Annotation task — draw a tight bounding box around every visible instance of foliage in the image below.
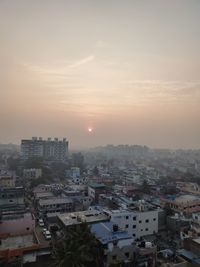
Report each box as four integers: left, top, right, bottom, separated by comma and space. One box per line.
109, 263, 123, 267
164, 205, 174, 216
23, 157, 44, 169
7, 157, 21, 171
141, 179, 151, 194
50, 162, 67, 179
30, 175, 54, 188
161, 185, 179, 195
52, 223, 104, 267
93, 166, 99, 176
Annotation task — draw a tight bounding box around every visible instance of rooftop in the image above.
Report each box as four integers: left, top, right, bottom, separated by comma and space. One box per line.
58, 210, 109, 226
39, 197, 72, 206
35, 192, 54, 199
89, 183, 105, 189
90, 221, 133, 245
0, 234, 36, 250
175, 194, 200, 203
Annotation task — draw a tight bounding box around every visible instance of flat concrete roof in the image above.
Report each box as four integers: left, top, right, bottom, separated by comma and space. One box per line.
35, 192, 54, 199
0, 234, 35, 250
175, 195, 200, 203
89, 183, 105, 189
58, 210, 109, 226
39, 197, 72, 206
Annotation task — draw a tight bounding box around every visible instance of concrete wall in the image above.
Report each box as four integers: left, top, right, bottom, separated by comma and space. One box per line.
136, 210, 158, 238
109, 209, 158, 239
110, 210, 137, 238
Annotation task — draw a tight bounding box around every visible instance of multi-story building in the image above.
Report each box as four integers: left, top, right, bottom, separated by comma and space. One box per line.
57, 210, 109, 228
21, 137, 44, 159
90, 221, 134, 266
0, 175, 15, 187
57, 209, 156, 267
161, 194, 200, 215
38, 197, 73, 215
0, 187, 25, 211
23, 168, 42, 179
88, 183, 106, 203
0, 170, 15, 187
21, 137, 68, 161
103, 207, 159, 239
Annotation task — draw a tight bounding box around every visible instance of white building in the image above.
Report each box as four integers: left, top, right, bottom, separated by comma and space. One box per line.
136, 210, 158, 238
66, 167, 87, 184
70, 167, 80, 179
103, 208, 159, 239
21, 137, 68, 161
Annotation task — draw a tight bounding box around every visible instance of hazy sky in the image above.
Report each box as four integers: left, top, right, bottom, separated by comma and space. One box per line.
0, 0, 200, 149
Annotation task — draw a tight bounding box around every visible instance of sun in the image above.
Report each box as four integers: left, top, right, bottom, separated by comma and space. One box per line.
88, 127, 93, 133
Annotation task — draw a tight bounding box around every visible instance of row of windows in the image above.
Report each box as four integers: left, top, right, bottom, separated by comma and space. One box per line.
139, 218, 156, 223
125, 218, 156, 228
125, 215, 136, 220
125, 216, 156, 223
41, 204, 72, 208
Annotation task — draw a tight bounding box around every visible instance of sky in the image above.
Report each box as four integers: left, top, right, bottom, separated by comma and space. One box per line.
0, 0, 200, 149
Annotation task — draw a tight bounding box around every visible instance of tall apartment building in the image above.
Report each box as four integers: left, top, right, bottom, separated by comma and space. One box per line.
21, 137, 68, 161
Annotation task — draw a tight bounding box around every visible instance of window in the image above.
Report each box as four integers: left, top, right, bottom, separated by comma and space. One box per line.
153, 218, 156, 221
145, 219, 149, 223
132, 225, 136, 229
133, 216, 136, 220
26, 227, 30, 231
141, 229, 143, 231
125, 224, 129, 228
132, 234, 136, 237
125, 252, 129, 258
126, 216, 129, 219
112, 255, 117, 260
145, 228, 149, 231
139, 220, 142, 223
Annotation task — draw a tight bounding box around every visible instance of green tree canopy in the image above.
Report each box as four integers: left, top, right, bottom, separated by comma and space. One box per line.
52, 223, 104, 267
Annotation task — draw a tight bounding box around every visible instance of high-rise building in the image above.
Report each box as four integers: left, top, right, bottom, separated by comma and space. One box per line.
21, 137, 68, 161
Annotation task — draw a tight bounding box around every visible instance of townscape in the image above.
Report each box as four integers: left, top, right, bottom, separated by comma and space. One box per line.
0, 138, 200, 266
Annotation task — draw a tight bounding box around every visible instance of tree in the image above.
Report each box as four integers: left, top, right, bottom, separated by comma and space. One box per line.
93, 166, 99, 176
7, 157, 21, 171
109, 263, 123, 267
164, 205, 174, 216
141, 179, 150, 194
52, 223, 104, 267
23, 157, 43, 169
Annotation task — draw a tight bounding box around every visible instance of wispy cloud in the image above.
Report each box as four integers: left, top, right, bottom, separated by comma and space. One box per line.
70, 55, 95, 68
24, 57, 200, 118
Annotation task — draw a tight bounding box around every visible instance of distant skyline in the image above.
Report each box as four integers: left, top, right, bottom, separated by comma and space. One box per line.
0, 0, 200, 149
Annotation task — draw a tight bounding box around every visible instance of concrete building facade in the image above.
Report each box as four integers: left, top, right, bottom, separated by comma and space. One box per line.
21, 137, 68, 162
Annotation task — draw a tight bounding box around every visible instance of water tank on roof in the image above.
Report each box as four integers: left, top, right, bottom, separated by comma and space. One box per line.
145, 242, 152, 248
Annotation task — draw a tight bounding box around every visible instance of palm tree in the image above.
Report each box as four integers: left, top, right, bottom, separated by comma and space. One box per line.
52, 223, 104, 267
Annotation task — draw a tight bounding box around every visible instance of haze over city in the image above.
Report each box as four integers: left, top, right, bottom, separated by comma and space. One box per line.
0, 0, 200, 149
